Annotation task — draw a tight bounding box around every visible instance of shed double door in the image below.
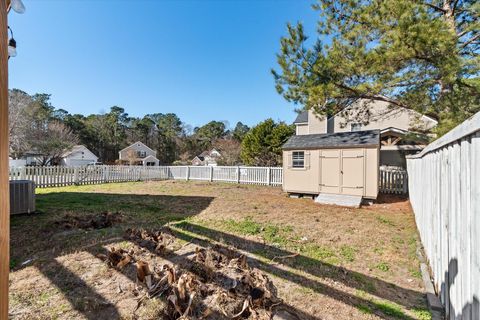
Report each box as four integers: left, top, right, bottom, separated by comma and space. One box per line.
319, 149, 365, 196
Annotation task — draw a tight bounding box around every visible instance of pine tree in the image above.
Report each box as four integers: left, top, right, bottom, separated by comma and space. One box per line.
273, 0, 480, 136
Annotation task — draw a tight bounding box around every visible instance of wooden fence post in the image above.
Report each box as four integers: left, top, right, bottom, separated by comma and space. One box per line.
186, 166, 190, 181
20, 166, 26, 180
0, 0, 10, 316
210, 166, 213, 182
236, 166, 240, 184
267, 167, 271, 186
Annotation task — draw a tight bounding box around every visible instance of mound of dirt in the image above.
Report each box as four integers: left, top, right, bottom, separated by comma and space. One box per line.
54, 211, 122, 230
99, 228, 285, 319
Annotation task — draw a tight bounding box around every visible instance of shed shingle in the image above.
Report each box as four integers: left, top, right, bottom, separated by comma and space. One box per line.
282, 130, 380, 150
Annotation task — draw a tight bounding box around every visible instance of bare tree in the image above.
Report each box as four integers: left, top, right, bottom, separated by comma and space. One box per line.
8, 89, 33, 158
213, 139, 242, 166
28, 121, 79, 166
125, 149, 138, 165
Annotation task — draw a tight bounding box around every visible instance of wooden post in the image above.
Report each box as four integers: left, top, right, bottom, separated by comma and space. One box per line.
236, 166, 240, 184
185, 166, 190, 181
209, 166, 213, 182
267, 167, 271, 186
0, 0, 10, 317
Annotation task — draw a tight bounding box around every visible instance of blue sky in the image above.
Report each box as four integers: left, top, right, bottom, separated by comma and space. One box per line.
8, 0, 319, 128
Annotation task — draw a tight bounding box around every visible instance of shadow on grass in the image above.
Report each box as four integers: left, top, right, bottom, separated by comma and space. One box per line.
35, 259, 120, 320
10, 191, 425, 319
10, 192, 214, 319
171, 221, 426, 319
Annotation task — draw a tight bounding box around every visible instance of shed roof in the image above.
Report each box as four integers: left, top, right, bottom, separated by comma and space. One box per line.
283, 130, 380, 150
293, 111, 308, 124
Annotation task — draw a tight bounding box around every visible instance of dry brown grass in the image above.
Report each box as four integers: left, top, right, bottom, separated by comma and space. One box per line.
9, 181, 430, 319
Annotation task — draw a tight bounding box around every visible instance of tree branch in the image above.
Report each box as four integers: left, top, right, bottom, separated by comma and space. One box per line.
461, 33, 480, 48
423, 2, 446, 13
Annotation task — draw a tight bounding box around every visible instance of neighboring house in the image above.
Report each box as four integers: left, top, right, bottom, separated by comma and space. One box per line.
118, 141, 159, 166
60, 145, 99, 167
23, 150, 45, 166
282, 99, 437, 199
293, 99, 437, 168
8, 157, 26, 168
191, 149, 221, 166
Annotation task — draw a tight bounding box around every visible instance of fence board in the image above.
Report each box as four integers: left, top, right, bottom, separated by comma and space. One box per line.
379, 166, 408, 194
407, 112, 480, 319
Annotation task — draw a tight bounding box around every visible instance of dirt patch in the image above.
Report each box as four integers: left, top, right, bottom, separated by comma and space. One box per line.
54, 211, 122, 230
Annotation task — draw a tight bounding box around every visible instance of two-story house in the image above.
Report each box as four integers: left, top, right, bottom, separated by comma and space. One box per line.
293, 100, 437, 167
282, 99, 437, 200
191, 148, 221, 166
118, 141, 159, 166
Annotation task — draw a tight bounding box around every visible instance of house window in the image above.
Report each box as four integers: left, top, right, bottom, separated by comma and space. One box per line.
351, 123, 362, 132
137, 151, 146, 158
292, 151, 305, 168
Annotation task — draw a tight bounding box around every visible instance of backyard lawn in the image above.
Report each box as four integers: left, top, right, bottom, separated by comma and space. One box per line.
9, 181, 430, 320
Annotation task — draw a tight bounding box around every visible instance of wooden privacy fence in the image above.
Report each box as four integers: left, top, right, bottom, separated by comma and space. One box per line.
379, 166, 408, 194
8, 165, 283, 188
406, 112, 480, 319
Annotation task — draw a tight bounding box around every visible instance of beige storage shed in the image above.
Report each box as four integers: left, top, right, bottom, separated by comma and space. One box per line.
282, 130, 380, 199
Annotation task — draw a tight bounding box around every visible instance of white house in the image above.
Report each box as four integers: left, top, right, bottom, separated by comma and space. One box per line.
118, 141, 159, 166
61, 145, 99, 167
191, 148, 221, 166
8, 157, 26, 168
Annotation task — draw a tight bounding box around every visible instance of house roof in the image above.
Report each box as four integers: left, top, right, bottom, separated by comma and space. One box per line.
283, 130, 380, 150
142, 155, 159, 161
293, 111, 308, 124
119, 141, 156, 154
62, 145, 92, 158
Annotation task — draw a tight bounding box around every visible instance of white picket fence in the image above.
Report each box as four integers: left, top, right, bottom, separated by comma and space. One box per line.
379, 166, 408, 194
8, 165, 283, 188
407, 111, 480, 319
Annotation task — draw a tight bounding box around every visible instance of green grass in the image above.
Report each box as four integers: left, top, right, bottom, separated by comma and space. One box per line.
10, 259, 17, 269
299, 243, 338, 265
223, 217, 262, 235
376, 215, 395, 227
411, 308, 432, 320
409, 267, 422, 279
340, 245, 356, 262
374, 300, 406, 318
355, 289, 410, 319
356, 304, 373, 314
376, 262, 391, 272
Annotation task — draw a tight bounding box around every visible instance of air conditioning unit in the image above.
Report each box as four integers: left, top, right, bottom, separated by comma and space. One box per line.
10, 180, 36, 215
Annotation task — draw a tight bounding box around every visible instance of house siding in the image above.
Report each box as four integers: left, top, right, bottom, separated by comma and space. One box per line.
332, 100, 436, 133
282, 146, 379, 199
119, 142, 156, 161
295, 100, 437, 135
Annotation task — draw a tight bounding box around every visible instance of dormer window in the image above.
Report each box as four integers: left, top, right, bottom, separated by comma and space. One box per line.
351, 123, 362, 132
137, 151, 146, 158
